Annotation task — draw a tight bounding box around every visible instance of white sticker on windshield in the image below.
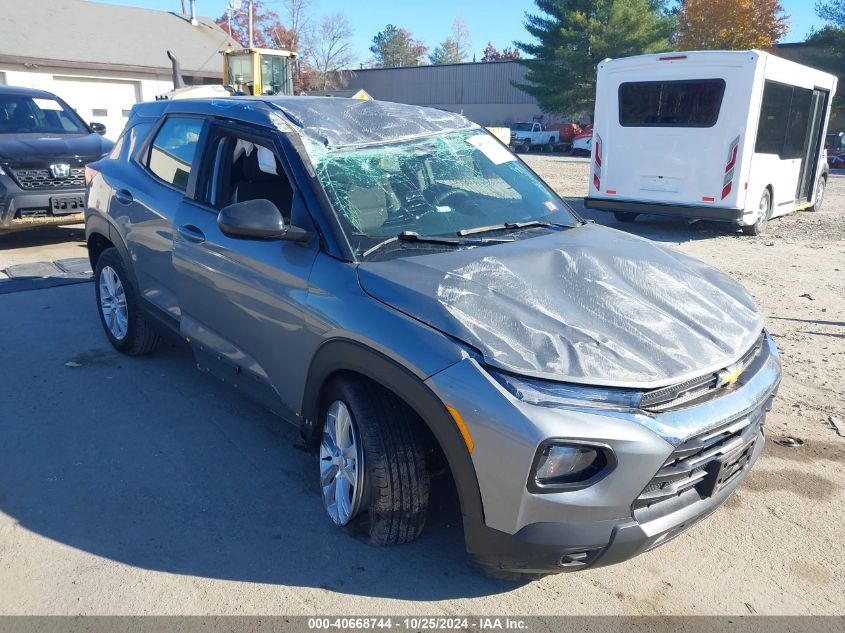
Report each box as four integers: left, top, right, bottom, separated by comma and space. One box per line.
466, 133, 516, 165
33, 98, 64, 111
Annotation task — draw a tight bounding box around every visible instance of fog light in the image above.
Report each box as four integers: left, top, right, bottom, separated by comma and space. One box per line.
530, 442, 613, 492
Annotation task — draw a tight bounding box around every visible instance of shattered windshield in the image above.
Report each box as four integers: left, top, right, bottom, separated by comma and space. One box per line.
304, 129, 578, 258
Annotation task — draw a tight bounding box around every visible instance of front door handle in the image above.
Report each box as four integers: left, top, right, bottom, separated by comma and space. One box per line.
177, 224, 206, 244
114, 188, 134, 204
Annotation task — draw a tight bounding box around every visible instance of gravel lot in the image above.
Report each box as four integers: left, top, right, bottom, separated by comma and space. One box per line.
0, 155, 842, 616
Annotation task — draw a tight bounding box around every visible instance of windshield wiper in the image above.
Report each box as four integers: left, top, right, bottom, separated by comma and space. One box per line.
457, 220, 572, 237
361, 231, 512, 259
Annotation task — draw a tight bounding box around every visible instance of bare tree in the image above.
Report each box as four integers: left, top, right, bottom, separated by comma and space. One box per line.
282, 0, 313, 53
450, 16, 472, 61
306, 12, 355, 89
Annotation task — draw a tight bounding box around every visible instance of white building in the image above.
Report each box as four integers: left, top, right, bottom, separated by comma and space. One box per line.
0, 0, 235, 139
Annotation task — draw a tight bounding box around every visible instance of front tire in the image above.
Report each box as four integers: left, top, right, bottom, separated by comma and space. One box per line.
94, 247, 160, 355
318, 376, 430, 545
810, 175, 826, 212
522, 139, 531, 153
742, 189, 771, 236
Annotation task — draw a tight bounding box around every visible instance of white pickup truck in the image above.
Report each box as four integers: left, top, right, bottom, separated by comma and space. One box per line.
509, 122, 560, 152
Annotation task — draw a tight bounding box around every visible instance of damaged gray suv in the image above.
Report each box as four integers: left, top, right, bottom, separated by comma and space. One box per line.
85, 97, 781, 577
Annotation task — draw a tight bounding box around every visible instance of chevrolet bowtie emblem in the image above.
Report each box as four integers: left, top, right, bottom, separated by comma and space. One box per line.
717, 363, 744, 387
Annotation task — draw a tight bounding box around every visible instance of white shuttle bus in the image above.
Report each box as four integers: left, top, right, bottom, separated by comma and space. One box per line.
584, 50, 837, 235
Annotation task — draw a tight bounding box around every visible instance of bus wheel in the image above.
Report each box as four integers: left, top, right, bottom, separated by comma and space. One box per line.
809, 175, 826, 212
742, 189, 771, 236
614, 212, 638, 223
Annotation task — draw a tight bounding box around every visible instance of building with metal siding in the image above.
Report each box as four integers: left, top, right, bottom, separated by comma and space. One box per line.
334, 60, 555, 126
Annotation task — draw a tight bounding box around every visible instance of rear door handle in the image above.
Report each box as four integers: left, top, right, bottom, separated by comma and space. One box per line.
114, 188, 134, 204
177, 224, 206, 244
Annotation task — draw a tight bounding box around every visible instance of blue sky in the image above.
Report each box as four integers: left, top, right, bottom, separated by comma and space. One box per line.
94, 0, 826, 64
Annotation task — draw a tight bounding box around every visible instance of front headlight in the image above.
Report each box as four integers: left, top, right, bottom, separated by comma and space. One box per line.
488, 368, 643, 412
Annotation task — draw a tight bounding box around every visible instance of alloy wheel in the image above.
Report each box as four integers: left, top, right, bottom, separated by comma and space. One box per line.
99, 266, 128, 340
320, 400, 365, 526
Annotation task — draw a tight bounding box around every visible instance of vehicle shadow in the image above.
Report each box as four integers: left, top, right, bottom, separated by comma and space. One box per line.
0, 289, 521, 600
564, 197, 748, 243
0, 224, 86, 249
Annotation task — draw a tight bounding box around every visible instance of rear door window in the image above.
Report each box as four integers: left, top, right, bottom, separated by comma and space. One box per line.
619, 79, 725, 127
146, 116, 204, 191
755, 80, 815, 159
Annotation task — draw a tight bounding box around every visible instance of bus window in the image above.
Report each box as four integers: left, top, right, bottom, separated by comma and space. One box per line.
755, 81, 815, 159
755, 81, 792, 155
783, 87, 813, 159
618, 79, 725, 127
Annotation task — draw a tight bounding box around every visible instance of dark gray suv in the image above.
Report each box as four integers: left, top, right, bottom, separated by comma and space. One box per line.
0, 86, 111, 230
85, 97, 781, 577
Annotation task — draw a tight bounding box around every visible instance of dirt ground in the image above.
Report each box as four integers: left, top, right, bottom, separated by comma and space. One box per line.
0, 156, 842, 616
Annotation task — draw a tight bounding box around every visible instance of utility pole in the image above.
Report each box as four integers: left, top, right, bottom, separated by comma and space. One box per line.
248, 0, 254, 48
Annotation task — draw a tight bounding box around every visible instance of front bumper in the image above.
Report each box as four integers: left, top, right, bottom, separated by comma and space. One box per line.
463, 427, 764, 574
426, 333, 781, 575
0, 174, 85, 229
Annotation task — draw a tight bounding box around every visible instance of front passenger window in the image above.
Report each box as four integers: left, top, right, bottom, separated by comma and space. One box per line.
205, 135, 294, 223
147, 117, 204, 191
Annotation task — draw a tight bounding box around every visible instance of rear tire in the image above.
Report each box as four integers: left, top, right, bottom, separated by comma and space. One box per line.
546, 139, 555, 153
614, 212, 638, 223
742, 189, 771, 236
810, 175, 826, 212
94, 247, 160, 355
318, 376, 430, 546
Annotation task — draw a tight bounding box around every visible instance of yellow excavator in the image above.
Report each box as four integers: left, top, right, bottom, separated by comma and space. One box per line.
159, 48, 296, 99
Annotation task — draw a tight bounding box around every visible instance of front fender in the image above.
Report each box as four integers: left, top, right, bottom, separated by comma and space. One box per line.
301, 338, 485, 530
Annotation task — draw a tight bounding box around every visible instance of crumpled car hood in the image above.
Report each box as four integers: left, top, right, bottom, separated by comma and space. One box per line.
357, 224, 763, 389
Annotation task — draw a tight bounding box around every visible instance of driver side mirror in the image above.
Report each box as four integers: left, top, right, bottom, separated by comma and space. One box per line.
217, 199, 310, 242
90, 122, 106, 136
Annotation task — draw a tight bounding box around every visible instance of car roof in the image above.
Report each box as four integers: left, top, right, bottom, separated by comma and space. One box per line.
0, 85, 60, 99
135, 96, 477, 149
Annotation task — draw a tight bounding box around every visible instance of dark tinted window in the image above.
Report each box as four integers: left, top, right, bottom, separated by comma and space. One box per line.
0, 94, 88, 134
147, 117, 204, 191
783, 86, 813, 159
619, 80, 725, 127
755, 81, 815, 159
755, 81, 793, 155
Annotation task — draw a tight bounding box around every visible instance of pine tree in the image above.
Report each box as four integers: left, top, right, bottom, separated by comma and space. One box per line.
514, 0, 675, 117
370, 24, 428, 67
430, 38, 464, 65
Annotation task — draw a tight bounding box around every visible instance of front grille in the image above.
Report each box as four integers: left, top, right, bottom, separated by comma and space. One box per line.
639, 333, 768, 413
9, 167, 85, 190
633, 398, 769, 522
